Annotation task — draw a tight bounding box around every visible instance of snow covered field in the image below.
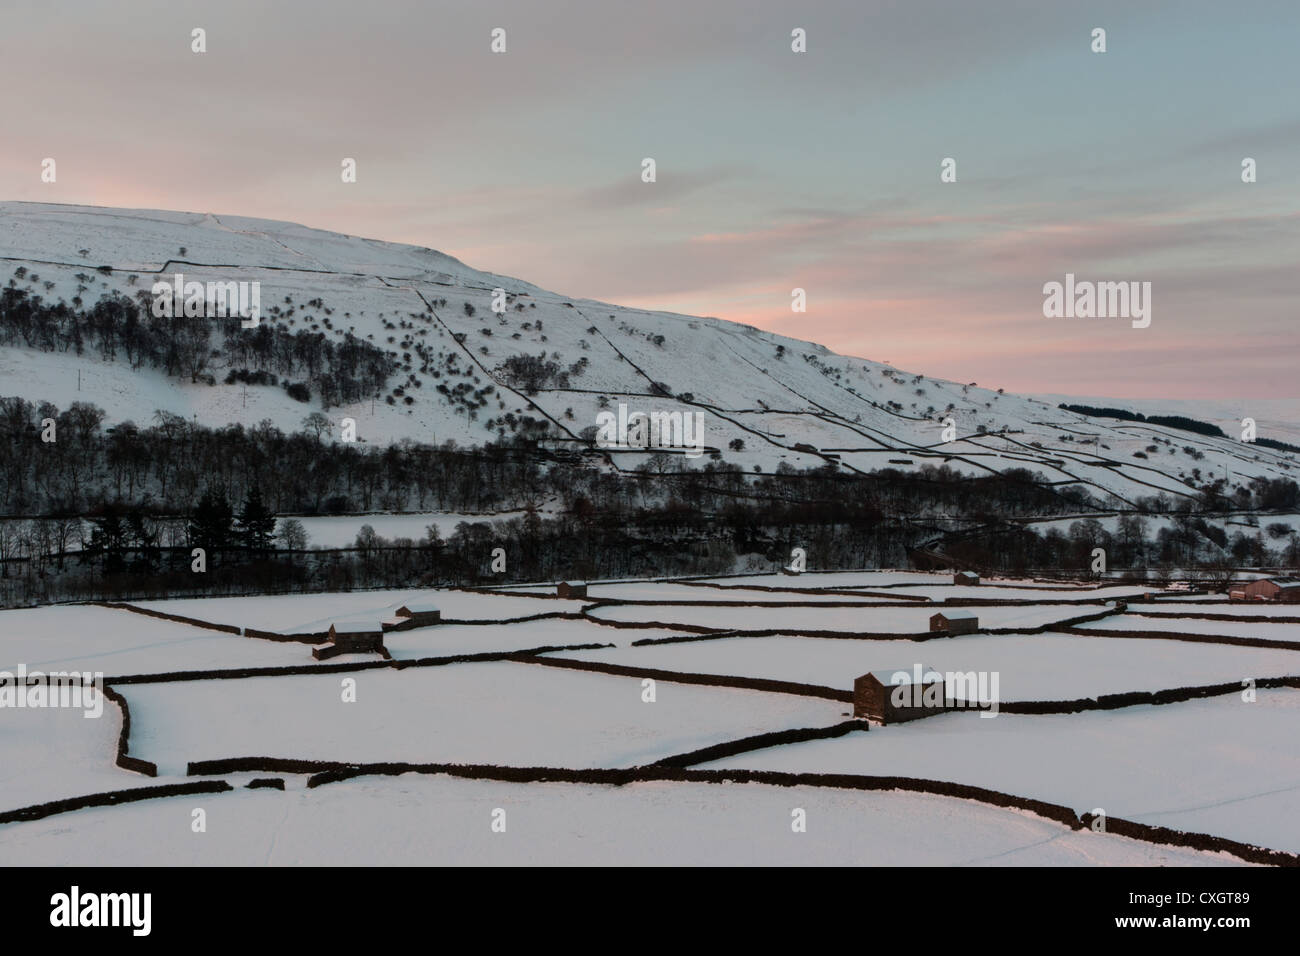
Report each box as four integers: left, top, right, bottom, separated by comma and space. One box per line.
1, 574, 1296, 865
705, 690, 1300, 854
290, 511, 538, 548
694, 571, 1010, 589
0, 702, 162, 813
384, 618, 648, 659
1133, 602, 1300, 617
584, 602, 1109, 633
133, 588, 585, 632
549, 632, 1300, 701
0, 775, 1243, 867
869, 584, 1155, 602
0, 605, 309, 675
578, 582, 911, 603
118, 661, 842, 775
1075, 614, 1300, 644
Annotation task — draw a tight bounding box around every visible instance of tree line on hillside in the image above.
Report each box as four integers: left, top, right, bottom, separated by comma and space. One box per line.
1059, 402, 1300, 454
0, 396, 1139, 519
2, 495, 1296, 607
947, 514, 1299, 583
3, 397, 1298, 526
0, 285, 394, 407
0, 397, 1295, 605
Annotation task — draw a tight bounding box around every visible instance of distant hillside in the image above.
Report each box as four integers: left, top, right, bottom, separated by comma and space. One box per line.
1, 202, 1296, 510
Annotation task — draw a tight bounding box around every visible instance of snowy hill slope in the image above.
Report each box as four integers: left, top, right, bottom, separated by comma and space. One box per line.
1, 201, 1295, 508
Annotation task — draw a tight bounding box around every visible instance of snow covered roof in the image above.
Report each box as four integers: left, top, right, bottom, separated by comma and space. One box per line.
1266, 578, 1300, 587
932, 609, 978, 619
559, 581, 588, 587
864, 665, 943, 686
397, 603, 440, 614
329, 620, 384, 635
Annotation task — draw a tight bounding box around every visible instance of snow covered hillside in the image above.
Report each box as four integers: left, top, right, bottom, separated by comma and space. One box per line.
1, 201, 1294, 509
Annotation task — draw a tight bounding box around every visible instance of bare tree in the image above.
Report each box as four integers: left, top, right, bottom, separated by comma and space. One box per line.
1203, 556, 1237, 594
278, 517, 309, 551
301, 412, 331, 442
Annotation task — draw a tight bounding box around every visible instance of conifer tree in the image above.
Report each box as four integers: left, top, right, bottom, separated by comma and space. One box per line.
236, 486, 276, 552
187, 486, 234, 552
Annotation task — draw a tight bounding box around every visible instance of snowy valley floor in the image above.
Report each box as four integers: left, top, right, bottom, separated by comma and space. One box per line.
1, 570, 1297, 866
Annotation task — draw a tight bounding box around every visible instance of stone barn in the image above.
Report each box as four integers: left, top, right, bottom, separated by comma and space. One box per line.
854, 666, 946, 724
556, 581, 588, 599
953, 571, 980, 586
386, 603, 441, 631
313, 621, 387, 660
1239, 577, 1300, 602
930, 610, 978, 635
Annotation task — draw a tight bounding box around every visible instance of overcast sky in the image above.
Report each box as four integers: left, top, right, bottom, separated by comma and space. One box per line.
4, 0, 1297, 398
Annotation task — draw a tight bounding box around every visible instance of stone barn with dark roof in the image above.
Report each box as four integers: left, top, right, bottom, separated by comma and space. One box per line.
385, 603, 441, 631
854, 666, 947, 724
929, 610, 978, 635
313, 621, 388, 660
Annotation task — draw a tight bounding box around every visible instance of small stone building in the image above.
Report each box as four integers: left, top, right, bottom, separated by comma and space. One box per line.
556, 581, 588, 599
953, 571, 980, 586
385, 603, 441, 631
1238, 577, 1300, 603
854, 666, 946, 724
313, 621, 387, 660
929, 610, 978, 635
